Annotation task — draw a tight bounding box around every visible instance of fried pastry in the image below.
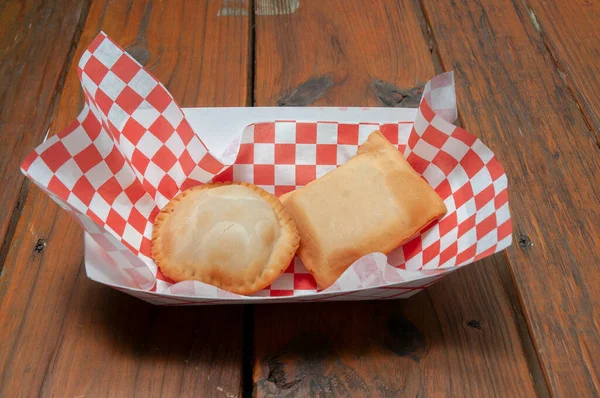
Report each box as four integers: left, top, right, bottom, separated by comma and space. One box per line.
280, 131, 447, 289
152, 182, 299, 295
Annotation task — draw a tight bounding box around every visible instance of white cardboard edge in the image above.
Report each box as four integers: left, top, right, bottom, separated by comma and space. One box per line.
84, 106, 422, 302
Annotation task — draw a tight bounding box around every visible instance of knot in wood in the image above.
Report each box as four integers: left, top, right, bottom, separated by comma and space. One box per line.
518, 234, 533, 249
467, 320, 482, 329
385, 314, 425, 359
277, 75, 333, 106
34, 239, 47, 254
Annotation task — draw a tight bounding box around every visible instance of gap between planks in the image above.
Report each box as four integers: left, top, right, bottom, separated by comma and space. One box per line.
242, 304, 256, 398
243, 1, 257, 396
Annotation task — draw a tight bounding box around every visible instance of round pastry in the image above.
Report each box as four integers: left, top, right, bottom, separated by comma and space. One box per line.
152, 182, 299, 295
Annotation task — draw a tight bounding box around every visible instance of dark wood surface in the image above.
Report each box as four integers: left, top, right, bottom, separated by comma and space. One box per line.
421, 0, 600, 395
0, 1, 250, 397
0, 0, 91, 278
253, 1, 540, 396
525, 0, 600, 139
1, 0, 598, 397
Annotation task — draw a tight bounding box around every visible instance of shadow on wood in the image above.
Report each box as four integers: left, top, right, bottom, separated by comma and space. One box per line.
39, 274, 244, 397
253, 255, 540, 397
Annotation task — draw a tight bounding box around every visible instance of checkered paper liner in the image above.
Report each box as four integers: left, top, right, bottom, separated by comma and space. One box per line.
20, 33, 512, 305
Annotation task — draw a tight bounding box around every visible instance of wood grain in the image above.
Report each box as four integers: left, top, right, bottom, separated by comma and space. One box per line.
523, 0, 600, 140
254, 0, 435, 106
253, 260, 545, 397
253, 1, 541, 396
0, 0, 251, 396
4, 0, 599, 396
420, 0, 600, 395
0, 0, 91, 268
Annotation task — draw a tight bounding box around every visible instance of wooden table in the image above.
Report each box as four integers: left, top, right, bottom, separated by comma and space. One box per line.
1, 1, 599, 396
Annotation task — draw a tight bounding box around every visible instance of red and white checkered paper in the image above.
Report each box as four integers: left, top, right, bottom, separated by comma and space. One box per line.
21, 33, 512, 305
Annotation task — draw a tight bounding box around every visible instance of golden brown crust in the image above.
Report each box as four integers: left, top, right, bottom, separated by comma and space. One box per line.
282, 131, 447, 289
152, 182, 299, 295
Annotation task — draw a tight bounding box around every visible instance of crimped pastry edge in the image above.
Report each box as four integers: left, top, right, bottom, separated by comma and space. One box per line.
152, 181, 300, 295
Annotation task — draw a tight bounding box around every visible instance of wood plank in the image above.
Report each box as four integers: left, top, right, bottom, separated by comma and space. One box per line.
255, 0, 434, 107
0, 0, 251, 396
0, 0, 91, 267
420, 0, 600, 395
523, 0, 600, 140
252, 1, 542, 396
254, 259, 545, 397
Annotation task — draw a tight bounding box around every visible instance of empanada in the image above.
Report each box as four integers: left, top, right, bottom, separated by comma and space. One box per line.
152, 182, 299, 295
281, 131, 447, 289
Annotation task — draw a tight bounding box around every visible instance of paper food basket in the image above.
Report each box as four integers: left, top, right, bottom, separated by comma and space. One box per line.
20, 33, 512, 305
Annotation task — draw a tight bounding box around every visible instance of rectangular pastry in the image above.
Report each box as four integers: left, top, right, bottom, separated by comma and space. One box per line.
280, 130, 447, 289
